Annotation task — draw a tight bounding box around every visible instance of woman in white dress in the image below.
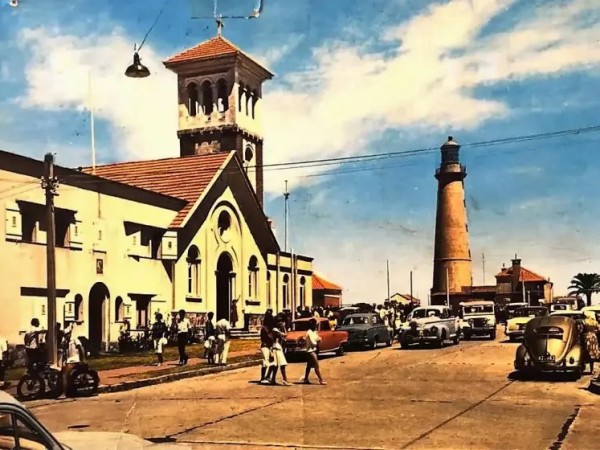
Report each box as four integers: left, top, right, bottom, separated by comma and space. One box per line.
269, 314, 290, 386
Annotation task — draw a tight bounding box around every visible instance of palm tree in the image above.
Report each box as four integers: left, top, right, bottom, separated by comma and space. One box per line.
568, 273, 600, 307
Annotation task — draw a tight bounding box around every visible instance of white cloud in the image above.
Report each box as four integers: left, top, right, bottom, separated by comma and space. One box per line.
15, 0, 600, 192
253, 34, 304, 68
18, 27, 179, 162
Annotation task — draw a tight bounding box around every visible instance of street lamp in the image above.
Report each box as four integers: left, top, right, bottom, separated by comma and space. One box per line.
125, 47, 150, 78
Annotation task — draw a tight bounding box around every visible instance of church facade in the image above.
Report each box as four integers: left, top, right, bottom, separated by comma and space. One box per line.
0, 35, 314, 350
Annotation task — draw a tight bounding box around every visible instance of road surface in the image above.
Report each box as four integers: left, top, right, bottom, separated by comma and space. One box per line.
27, 332, 600, 449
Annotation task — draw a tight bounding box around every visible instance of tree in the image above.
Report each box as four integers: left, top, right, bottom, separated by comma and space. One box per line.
568, 273, 600, 307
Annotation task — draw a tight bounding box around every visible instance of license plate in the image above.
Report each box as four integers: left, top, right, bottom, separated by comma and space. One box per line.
538, 355, 555, 362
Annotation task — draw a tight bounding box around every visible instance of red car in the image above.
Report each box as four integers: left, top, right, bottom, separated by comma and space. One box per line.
283, 318, 348, 357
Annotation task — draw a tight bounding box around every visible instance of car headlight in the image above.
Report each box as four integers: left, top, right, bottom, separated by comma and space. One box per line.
298, 338, 305, 346
482, 318, 489, 323
429, 326, 438, 335
468, 319, 474, 325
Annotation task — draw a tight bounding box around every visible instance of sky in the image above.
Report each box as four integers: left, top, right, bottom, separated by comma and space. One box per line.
1, 0, 600, 304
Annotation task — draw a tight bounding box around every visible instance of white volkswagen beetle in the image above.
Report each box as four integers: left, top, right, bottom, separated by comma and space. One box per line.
0, 391, 190, 449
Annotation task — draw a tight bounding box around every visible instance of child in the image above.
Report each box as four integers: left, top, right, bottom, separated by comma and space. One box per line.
204, 336, 216, 365
155, 331, 167, 366
301, 318, 326, 385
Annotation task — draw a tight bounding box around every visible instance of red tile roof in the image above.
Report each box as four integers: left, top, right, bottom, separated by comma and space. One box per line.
83, 152, 232, 228
495, 266, 549, 283
164, 36, 240, 64
312, 273, 342, 292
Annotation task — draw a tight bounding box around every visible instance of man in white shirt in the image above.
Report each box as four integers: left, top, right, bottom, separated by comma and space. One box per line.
176, 310, 191, 365
215, 317, 231, 365
24, 318, 44, 371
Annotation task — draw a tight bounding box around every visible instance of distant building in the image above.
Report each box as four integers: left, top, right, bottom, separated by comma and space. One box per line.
389, 293, 421, 306
312, 274, 342, 308
494, 256, 553, 305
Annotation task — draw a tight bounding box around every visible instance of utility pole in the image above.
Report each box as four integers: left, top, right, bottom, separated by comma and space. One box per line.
482, 252, 486, 285
446, 266, 450, 307
42, 153, 59, 366
410, 271, 413, 302
386, 260, 390, 303
284, 180, 289, 253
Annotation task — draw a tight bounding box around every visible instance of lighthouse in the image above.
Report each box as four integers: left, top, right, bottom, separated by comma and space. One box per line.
430, 136, 473, 309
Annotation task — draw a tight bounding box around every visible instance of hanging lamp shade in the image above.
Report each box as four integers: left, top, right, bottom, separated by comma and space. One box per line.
125, 52, 150, 78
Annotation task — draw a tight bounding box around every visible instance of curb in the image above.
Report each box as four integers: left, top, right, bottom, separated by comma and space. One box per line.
588, 379, 600, 395
97, 359, 261, 394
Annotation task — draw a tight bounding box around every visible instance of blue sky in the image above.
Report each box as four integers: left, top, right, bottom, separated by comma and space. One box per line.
1, 0, 600, 302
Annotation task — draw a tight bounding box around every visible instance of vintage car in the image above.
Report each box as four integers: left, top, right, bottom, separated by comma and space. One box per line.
0, 391, 190, 449
283, 317, 348, 356
336, 313, 392, 349
506, 302, 528, 319
399, 306, 460, 349
459, 301, 497, 340
549, 303, 574, 313
514, 315, 591, 379
505, 306, 548, 341
550, 310, 599, 334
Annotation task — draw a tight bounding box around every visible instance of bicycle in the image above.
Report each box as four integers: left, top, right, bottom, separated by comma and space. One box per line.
16, 361, 62, 401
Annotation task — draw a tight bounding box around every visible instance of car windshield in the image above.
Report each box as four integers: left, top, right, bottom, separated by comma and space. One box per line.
463, 305, 494, 315
553, 313, 585, 320
342, 316, 369, 326
412, 309, 441, 319
552, 305, 568, 310
292, 321, 312, 331
514, 307, 547, 318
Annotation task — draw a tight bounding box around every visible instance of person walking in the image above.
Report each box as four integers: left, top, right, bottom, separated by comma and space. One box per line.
24, 318, 43, 371
259, 311, 274, 383
230, 300, 239, 329
301, 318, 326, 385
151, 314, 168, 366
215, 317, 231, 365
269, 314, 291, 386
176, 310, 191, 365
203, 312, 216, 360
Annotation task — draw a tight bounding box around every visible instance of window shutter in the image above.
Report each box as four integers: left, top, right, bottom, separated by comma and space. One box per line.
5, 202, 22, 241
161, 230, 178, 260
69, 219, 83, 249
127, 230, 141, 257
64, 302, 75, 320
92, 220, 106, 252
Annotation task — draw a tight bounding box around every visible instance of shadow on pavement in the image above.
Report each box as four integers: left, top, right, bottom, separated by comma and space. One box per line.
507, 370, 586, 383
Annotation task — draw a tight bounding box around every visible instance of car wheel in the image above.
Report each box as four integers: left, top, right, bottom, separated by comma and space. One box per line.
371, 336, 379, 350
385, 336, 392, 347
336, 344, 346, 356
400, 339, 410, 349
452, 333, 460, 345
490, 330, 497, 340
463, 332, 471, 341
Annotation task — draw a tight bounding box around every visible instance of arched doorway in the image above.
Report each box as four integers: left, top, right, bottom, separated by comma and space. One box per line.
216, 253, 234, 321
88, 282, 109, 353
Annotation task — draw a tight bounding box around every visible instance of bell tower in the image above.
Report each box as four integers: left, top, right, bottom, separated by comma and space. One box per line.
430, 136, 473, 308
163, 34, 274, 205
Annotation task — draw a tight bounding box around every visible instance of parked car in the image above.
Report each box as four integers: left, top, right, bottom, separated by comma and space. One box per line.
505, 302, 528, 319
505, 306, 548, 342
459, 301, 497, 340
399, 306, 460, 349
514, 315, 591, 379
336, 313, 392, 349
0, 391, 190, 449
283, 317, 348, 357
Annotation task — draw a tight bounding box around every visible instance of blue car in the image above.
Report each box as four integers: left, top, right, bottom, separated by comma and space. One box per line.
336, 313, 392, 349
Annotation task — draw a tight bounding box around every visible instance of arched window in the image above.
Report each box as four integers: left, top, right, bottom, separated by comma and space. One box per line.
74, 294, 83, 321
187, 82, 198, 117
216, 78, 229, 113
187, 245, 201, 297
201, 81, 213, 116
282, 274, 290, 309
115, 296, 124, 322
238, 83, 245, 112
245, 88, 252, 116
248, 256, 258, 299
299, 277, 306, 308
251, 89, 258, 119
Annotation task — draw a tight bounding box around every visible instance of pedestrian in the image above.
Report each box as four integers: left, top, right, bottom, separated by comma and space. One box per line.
259, 311, 275, 382
203, 312, 216, 360
215, 317, 231, 365
300, 318, 327, 385
24, 318, 43, 372
151, 313, 168, 366
62, 330, 86, 397
176, 309, 191, 365
269, 314, 290, 386
231, 300, 239, 329
154, 331, 168, 367
0, 334, 9, 389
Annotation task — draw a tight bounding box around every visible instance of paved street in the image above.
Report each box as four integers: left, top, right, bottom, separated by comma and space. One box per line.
27, 332, 600, 450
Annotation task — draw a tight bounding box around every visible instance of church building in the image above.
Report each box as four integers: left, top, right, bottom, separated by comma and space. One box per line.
0, 35, 314, 351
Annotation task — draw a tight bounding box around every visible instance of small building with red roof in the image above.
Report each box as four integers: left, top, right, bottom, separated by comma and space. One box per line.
312, 273, 343, 308
0, 32, 315, 347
